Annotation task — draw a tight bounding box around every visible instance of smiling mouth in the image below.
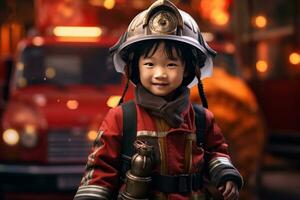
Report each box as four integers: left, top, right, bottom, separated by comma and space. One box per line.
152, 83, 169, 86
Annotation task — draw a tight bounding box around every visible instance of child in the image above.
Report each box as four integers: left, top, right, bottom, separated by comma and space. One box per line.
74, 0, 243, 200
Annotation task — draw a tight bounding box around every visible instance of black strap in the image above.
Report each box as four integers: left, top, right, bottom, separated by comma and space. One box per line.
192, 104, 206, 147
120, 102, 206, 186
121, 100, 137, 176
152, 173, 203, 193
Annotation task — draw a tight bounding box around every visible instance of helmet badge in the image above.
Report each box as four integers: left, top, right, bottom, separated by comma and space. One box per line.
149, 11, 177, 34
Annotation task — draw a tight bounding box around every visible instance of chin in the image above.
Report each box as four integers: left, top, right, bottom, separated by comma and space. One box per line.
151, 90, 172, 97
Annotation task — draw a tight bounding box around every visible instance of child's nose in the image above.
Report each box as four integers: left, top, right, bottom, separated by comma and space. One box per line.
153, 67, 167, 79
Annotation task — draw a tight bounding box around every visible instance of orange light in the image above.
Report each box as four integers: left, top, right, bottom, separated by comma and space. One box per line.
103, 0, 115, 9
66, 100, 79, 110
45, 67, 56, 79
1, 24, 10, 55
224, 42, 235, 53
87, 130, 98, 141
107, 96, 121, 108
199, 0, 231, 26
53, 26, 102, 37
256, 60, 268, 72
202, 32, 214, 42
3, 129, 20, 146
289, 52, 300, 65
56, 37, 99, 43
254, 15, 267, 28
210, 9, 229, 26
32, 36, 45, 46
199, 0, 212, 19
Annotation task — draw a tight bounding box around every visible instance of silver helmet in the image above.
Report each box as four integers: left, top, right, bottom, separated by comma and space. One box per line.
110, 0, 216, 87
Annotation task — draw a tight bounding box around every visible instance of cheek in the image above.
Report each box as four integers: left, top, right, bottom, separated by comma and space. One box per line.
139, 67, 150, 82
173, 68, 185, 82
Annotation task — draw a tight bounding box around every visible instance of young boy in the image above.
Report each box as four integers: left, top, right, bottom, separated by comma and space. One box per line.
74, 1, 243, 200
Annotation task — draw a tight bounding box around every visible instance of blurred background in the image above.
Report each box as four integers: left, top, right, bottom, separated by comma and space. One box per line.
0, 0, 299, 200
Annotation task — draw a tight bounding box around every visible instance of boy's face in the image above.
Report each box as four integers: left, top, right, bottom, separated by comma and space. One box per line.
138, 42, 185, 97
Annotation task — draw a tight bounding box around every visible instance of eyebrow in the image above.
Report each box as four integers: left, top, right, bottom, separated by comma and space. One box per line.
142, 55, 180, 61
168, 57, 179, 61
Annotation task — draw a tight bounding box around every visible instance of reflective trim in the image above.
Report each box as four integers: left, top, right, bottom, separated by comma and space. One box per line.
158, 136, 168, 175
94, 131, 104, 147
208, 157, 233, 174
83, 155, 96, 185
137, 130, 196, 140
184, 135, 193, 172
75, 193, 107, 199
190, 192, 206, 200
137, 130, 168, 138
186, 133, 196, 141
155, 119, 168, 177
75, 185, 111, 200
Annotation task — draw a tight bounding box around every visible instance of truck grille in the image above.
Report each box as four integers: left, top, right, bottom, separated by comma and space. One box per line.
48, 128, 92, 163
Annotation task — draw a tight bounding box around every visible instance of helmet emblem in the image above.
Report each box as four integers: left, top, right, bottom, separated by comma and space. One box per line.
149, 11, 177, 34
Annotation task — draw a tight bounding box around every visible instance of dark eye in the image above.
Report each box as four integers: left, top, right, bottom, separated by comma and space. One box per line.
144, 62, 154, 67
167, 63, 178, 68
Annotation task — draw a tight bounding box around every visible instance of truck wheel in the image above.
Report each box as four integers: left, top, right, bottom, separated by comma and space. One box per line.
191, 68, 266, 200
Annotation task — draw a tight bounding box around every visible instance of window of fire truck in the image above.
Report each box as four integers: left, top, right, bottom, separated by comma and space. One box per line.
16, 45, 121, 88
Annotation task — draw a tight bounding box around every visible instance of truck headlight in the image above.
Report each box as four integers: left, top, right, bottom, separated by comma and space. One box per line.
3, 129, 20, 146
20, 124, 38, 148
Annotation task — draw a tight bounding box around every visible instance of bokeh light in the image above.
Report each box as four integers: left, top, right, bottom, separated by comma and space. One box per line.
256, 60, 268, 72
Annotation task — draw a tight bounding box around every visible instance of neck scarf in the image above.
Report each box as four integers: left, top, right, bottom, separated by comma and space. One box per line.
135, 84, 190, 128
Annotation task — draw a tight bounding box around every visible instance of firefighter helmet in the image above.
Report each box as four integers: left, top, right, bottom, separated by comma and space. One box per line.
110, 0, 216, 87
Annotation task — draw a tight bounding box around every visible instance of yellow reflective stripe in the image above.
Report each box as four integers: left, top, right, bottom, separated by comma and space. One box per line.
184, 136, 193, 173
137, 130, 168, 137
155, 119, 168, 199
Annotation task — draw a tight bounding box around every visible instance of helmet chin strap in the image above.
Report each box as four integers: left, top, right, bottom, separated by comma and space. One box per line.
118, 65, 131, 105
195, 67, 208, 109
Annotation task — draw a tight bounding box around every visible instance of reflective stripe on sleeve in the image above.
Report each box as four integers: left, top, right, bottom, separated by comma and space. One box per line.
75, 185, 111, 200
208, 157, 234, 174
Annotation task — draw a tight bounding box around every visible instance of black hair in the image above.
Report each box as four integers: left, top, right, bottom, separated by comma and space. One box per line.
120, 39, 206, 86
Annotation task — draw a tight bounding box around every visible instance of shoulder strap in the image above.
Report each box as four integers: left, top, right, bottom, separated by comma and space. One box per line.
120, 100, 137, 177
121, 100, 137, 158
192, 103, 206, 147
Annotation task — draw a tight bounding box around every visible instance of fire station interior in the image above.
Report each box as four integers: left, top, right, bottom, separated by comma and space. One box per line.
0, 0, 300, 200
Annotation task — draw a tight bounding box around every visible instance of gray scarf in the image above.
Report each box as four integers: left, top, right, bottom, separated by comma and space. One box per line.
135, 84, 190, 128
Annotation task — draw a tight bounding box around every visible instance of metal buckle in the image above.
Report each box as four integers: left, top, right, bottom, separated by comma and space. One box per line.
178, 174, 192, 193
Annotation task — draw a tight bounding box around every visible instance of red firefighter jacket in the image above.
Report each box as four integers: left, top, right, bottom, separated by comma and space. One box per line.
74, 100, 242, 200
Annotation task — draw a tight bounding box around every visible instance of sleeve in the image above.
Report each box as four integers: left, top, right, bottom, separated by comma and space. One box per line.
204, 109, 243, 190
74, 106, 123, 200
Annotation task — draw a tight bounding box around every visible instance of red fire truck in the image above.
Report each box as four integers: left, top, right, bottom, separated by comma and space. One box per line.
0, 0, 134, 193
0, 35, 131, 192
